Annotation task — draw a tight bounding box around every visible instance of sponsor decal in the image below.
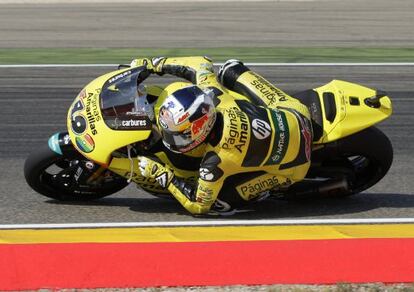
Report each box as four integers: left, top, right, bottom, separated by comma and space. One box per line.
159, 107, 174, 129
75, 134, 95, 153
296, 113, 312, 161
107, 116, 150, 130
166, 101, 175, 109
199, 168, 214, 181
265, 109, 290, 165
63, 134, 71, 145
251, 119, 271, 140
277, 108, 312, 170
196, 184, 214, 204
250, 72, 289, 105
108, 70, 131, 84
177, 112, 190, 124
84, 92, 100, 135
178, 135, 205, 153
159, 119, 168, 129
120, 118, 148, 128
222, 107, 249, 153
191, 115, 209, 136
237, 176, 292, 200
236, 100, 272, 167
155, 172, 169, 188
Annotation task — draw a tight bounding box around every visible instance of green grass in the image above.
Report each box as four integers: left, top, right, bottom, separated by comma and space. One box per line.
0, 48, 413, 64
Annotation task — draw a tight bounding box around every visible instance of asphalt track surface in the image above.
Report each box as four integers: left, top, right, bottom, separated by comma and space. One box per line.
0, 0, 413, 224
0, 65, 413, 224
0, 0, 414, 48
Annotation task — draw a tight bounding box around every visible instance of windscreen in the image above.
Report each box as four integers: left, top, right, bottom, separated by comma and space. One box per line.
100, 68, 152, 131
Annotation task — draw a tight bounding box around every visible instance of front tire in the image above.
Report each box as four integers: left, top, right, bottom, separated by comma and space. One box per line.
24, 145, 128, 201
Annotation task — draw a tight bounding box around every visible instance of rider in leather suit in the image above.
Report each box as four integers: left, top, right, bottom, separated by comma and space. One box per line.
133, 56, 313, 215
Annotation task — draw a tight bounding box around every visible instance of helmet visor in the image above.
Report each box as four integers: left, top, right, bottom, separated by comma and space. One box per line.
161, 128, 194, 152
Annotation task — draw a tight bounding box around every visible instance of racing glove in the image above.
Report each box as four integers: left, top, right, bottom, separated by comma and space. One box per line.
130, 57, 166, 74
138, 156, 174, 189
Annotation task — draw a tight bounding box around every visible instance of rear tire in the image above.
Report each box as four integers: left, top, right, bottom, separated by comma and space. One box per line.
24, 145, 128, 201
280, 126, 393, 199
332, 126, 392, 195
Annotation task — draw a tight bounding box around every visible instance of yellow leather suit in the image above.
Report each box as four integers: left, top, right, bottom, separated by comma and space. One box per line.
153, 56, 313, 214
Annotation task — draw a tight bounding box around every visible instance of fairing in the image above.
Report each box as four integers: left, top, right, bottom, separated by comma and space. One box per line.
67, 67, 151, 165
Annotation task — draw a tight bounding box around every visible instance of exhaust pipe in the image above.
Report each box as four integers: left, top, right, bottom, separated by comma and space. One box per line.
283, 177, 349, 199
318, 178, 348, 196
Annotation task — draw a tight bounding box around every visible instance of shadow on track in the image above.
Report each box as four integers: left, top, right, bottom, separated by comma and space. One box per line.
46, 192, 414, 219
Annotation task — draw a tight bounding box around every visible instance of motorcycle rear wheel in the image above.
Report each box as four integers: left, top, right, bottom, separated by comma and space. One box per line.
24, 145, 128, 201
279, 126, 393, 199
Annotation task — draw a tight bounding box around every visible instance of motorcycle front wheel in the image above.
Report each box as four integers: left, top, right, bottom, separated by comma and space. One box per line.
24, 145, 128, 201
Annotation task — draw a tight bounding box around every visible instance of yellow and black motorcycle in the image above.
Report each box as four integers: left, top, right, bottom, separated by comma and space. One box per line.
24, 65, 393, 204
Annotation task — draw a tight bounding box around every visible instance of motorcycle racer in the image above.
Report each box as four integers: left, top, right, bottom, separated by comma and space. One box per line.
133, 56, 313, 215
